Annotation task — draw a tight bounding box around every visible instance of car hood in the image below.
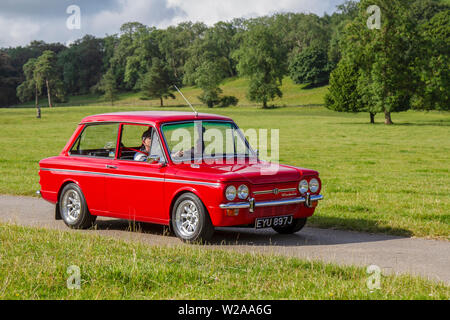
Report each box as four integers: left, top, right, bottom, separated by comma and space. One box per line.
170, 161, 318, 185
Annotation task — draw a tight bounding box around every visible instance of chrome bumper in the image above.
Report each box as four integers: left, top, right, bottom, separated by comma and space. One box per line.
220, 194, 324, 213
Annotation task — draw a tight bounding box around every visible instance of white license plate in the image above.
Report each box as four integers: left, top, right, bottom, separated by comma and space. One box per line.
255, 215, 294, 229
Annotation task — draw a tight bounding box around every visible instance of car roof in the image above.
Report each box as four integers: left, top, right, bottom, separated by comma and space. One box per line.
80, 111, 233, 126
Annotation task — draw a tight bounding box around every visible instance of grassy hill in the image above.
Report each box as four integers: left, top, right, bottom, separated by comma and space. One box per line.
14, 77, 328, 108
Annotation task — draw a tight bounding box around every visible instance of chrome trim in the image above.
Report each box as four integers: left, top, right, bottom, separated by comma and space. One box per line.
220, 195, 324, 210
40, 168, 220, 187
253, 188, 297, 195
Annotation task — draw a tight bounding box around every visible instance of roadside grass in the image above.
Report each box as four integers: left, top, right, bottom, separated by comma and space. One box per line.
0, 224, 448, 300
0, 104, 449, 239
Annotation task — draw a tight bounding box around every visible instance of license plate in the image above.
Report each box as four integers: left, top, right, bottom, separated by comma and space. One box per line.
255, 215, 294, 229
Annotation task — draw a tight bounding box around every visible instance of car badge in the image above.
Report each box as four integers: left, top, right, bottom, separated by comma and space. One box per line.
273, 188, 279, 195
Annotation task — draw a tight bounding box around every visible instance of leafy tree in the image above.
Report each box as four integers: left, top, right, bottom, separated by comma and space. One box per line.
195, 61, 237, 108
289, 46, 330, 86
98, 69, 118, 106
141, 58, 175, 107
413, 9, 449, 111
336, 0, 418, 125
57, 35, 105, 95
326, 58, 378, 123
34, 50, 65, 107
234, 23, 287, 108
0, 52, 20, 106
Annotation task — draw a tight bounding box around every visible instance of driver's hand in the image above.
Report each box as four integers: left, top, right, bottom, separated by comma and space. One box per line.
175, 150, 184, 158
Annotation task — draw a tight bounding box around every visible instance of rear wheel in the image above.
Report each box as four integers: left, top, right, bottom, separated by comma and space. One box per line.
171, 193, 214, 243
272, 218, 307, 234
59, 183, 96, 229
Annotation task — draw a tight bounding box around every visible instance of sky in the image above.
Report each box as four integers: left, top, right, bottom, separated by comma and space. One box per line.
0, 0, 344, 48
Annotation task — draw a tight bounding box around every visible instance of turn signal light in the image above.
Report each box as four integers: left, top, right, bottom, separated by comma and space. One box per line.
226, 209, 240, 217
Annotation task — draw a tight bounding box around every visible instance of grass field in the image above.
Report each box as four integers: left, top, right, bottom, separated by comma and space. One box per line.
1, 78, 449, 239
1, 104, 449, 239
0, 223, 448, 300
15, 77, 327, 108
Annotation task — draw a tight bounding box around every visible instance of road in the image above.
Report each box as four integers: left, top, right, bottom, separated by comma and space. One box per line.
0, 195, 448, 285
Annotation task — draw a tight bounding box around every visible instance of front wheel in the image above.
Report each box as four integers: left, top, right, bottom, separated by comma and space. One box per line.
171, 193, 214, 243
272, 218, 307, 234
59, 183, 97, 229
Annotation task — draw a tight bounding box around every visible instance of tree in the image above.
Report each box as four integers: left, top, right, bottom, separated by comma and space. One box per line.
0, 52, 20, 106
57, 35, 105, 95
334, 0, 418, 125
289, 46, 331, 86
234, 23, 287, 108
98, 69, 118, 106
413, 9, 449, 111
140, 58, 175, 107
194, 61, 238, 108
34, 50, 64, 108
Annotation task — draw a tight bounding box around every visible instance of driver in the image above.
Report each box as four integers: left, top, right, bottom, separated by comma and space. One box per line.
134, 129, 152, 162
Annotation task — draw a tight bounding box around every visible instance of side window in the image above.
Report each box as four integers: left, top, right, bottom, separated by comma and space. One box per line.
118, 124, 153, 161
70, 124, 118, 158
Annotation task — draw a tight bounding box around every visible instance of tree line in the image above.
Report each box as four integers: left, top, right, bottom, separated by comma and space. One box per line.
0, 0, 448, 124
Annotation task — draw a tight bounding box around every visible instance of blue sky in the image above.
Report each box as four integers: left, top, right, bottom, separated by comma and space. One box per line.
0, 0, 345, 47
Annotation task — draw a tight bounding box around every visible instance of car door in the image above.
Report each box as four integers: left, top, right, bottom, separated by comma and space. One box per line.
106, 124, 167, 224
67, 123, 120, 214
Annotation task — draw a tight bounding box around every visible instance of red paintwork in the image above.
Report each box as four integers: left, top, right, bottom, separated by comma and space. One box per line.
39, 112, 322, 228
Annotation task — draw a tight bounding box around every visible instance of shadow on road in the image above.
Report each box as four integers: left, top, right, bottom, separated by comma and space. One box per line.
93, 218, 409, 247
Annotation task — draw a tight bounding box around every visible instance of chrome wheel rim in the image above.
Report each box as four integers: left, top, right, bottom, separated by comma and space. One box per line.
175, 200, 200, 238
61, 190, 81, 224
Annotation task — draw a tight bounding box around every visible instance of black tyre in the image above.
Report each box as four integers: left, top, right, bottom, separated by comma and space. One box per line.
272, 218, 307, 234
171, 193, 214, 243
59, 183, 97, 229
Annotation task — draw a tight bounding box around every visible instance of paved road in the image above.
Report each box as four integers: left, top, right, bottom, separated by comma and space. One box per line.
0, 195, 449, 285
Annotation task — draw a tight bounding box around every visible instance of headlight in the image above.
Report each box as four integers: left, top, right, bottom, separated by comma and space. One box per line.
225, 186, 237, 201
238, 185, 249, 200
309, 178, 320, 193
299, 180, 309, 194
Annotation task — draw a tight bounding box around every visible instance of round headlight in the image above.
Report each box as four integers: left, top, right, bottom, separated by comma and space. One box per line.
225, 186, 237, 201
238, 185, 249, 200
309, 178, 320, 193
299, 180, 309, 194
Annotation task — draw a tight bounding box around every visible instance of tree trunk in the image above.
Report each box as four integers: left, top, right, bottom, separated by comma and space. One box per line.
46, 79, 53, 108
263, 100, 267, 108
160, 97, 164, 107
35, 84, 41, 119
384, 111, 394, 125
370, 113, 375, 124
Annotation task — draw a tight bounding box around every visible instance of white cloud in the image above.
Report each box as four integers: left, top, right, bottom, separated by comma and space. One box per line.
166, 0, 339, 25
0, 16, 41, 47
1, 0, 342, 47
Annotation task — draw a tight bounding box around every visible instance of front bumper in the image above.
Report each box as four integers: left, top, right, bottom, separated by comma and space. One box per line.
219, 194, 324, 213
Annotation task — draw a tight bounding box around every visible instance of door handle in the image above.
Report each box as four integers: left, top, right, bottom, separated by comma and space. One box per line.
106, 165, 118, 169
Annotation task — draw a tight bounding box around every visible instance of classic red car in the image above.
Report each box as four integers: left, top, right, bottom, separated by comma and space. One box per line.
38, 111, 323, 242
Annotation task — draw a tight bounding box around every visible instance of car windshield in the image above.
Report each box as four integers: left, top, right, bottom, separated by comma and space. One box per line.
161, 121, 255, 162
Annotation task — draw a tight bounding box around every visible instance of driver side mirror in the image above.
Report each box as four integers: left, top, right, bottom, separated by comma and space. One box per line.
148, 155, 167, 167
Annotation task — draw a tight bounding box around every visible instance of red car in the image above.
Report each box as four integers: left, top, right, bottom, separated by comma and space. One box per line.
38, 111, 323, 242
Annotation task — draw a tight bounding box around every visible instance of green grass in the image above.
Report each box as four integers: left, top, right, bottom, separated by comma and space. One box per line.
14, 77, 327, 108
1, 80, 449, 239
0, 224, 448, 300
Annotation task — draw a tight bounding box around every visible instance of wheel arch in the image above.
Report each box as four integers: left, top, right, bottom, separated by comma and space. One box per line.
55, 180, 81, 220
169, 188, 210, 224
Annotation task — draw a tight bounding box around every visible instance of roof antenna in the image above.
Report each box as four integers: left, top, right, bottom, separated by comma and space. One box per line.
173, 85, 198, 118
